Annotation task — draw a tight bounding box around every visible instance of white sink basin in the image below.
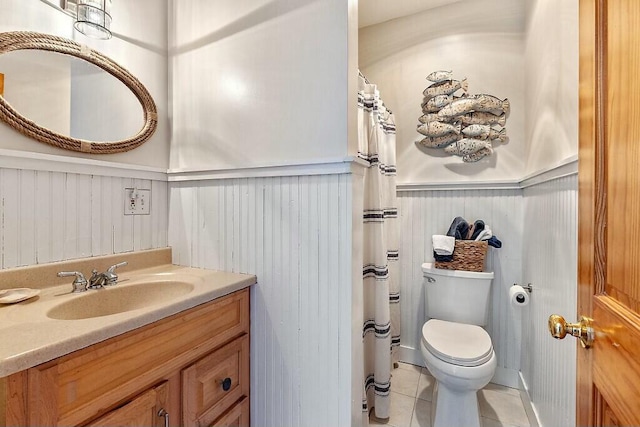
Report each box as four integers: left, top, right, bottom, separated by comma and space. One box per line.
46, 281, 194, 320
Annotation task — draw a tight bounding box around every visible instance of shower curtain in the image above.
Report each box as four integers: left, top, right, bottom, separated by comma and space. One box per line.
358, 73, 400, 424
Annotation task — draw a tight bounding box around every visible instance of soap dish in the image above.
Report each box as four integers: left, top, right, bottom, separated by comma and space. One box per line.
0, 288, 40, 304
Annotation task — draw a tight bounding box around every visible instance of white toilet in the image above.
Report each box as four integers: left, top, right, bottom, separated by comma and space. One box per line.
420, 263, 496, 427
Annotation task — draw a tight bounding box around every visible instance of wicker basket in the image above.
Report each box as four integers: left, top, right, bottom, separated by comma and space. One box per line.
435, 240, 488, 272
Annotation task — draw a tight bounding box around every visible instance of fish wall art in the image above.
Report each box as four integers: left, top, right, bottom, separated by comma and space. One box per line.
416, 70, 509, 162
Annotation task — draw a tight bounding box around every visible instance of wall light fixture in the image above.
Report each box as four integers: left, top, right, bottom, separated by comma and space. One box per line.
74, 0, 112, 40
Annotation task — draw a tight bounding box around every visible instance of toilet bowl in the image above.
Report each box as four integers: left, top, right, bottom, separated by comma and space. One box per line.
420, 319, 496, 427
420, 263, 496, 427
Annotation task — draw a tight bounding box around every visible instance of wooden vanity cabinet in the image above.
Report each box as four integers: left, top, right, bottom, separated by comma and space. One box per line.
2, 288, 250, 427
84, 381, 169, 427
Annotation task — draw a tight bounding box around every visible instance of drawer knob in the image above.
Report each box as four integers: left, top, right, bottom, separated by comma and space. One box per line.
221, 377, 232, 391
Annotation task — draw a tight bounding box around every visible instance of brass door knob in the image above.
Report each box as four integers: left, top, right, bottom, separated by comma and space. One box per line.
548, 314, 595, 348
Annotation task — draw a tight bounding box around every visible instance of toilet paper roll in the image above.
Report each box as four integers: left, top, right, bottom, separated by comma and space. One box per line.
509, 285, 529, 307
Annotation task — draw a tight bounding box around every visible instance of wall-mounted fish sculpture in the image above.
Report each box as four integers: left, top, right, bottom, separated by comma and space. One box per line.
437, 97, 479, 119
426, 70, 453, 83
424, 94, 455, 112
461, 124, 493, 138
459, 111, 507, 127
416, 133, 461, 149
463, 147, 493, 163
418, 113, 443, 124
444, 138, 492, 156
423, 78, 469, 98
473, 94, 510, 117
461, 125, 509, 143
417, 121, 461, 137
417, 70, 509, 163
491, 128, 509, 144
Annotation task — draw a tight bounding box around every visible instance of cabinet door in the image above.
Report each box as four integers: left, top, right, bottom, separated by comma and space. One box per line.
182, 335, 249, 427
84, 381, 168, 427
210, 397, 249, 427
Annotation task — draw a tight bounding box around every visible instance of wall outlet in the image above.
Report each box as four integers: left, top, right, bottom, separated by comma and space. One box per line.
124, 188, 151, 215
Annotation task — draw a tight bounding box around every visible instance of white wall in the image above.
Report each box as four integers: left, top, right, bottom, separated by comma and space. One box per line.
168, 0, 354, 172
0, 0, 169, 168
359, 0, 526, 184
521, 1, 579, 426
0, 157, 168, 270
521, 174, 577, 427
524, 0, 579, 174
168, 173, 360, 427
168, 1, 362, 425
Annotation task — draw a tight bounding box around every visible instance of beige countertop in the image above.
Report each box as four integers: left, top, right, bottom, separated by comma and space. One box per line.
0, 263, 256, 378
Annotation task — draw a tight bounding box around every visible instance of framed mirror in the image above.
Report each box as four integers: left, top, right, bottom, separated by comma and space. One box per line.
0, 31, 157, 154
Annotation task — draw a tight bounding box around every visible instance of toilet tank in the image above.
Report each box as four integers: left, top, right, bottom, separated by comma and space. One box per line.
422, 263, 494, 326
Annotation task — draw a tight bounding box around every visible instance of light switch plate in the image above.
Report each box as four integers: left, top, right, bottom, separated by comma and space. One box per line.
124, 188, 151, 215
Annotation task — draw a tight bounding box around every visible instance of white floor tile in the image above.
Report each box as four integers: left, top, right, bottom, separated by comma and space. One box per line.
390, 363, 533, 427
484, 382, 521, 397
388, 392, 416, 427
482, 416, 521, 427
392, 366, 421, 398
397, 362, 423, 374
411, 398, 432, 427
479, 389, 530, 427
416, 372, 436, 402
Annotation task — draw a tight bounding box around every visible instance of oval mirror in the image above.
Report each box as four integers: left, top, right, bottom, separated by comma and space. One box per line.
0, 31, 157, 153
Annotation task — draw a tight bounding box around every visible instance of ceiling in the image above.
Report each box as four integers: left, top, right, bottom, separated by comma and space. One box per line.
358, 0, 465, 28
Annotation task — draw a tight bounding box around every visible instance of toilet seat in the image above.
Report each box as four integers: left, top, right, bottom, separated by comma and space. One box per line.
422, 319, 493, 367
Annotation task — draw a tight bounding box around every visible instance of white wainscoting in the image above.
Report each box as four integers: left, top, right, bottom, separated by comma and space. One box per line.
0, 166, 168, 270
397, 187, 524, 387
168, 173, 358, 427
521, 174, 577, 427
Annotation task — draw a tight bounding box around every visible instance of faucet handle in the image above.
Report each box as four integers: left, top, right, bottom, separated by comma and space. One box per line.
58, 271, 88, 293
107, 261, 128, 274
105, 261, 127, 285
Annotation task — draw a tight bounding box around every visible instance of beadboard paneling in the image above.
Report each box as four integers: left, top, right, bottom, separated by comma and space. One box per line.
0, 168, 168, 269
169, 174, 357, 427
521, 174, 577, 427
397, 188, 524, 387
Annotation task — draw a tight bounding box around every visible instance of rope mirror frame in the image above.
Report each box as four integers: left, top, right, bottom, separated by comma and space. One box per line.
0, 31, 157, 154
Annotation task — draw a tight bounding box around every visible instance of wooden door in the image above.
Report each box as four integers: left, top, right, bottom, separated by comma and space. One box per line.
84, 381, 168, 427
578, 0, 640, 425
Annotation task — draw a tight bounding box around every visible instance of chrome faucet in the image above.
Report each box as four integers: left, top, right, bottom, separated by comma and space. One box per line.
88, 261, 128, 289
58, 261, 127, 292
57, 271, 88, 293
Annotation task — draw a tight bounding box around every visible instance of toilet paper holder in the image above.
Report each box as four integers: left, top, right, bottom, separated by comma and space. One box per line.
513, 283, 533, 293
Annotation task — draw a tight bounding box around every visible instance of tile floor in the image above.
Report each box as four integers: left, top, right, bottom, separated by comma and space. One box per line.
369, 362, 534, 427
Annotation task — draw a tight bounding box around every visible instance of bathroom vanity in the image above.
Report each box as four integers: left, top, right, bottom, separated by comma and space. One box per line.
0, 249, 255, 426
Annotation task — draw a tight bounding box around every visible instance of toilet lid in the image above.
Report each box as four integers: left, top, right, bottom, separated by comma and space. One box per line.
422, 319, 493, 367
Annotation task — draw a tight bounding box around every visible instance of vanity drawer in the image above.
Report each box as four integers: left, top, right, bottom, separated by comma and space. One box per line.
182, 334, 249, 426
210, 396, 249, 427
27, 289, 249, 427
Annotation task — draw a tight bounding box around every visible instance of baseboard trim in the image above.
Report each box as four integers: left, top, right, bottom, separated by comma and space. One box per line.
398, 345, 425, 368
519, 372, 541, 427
492, 366, 519, 389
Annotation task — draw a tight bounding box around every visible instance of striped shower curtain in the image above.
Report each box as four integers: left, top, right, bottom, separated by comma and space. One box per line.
358, 74, 400, 424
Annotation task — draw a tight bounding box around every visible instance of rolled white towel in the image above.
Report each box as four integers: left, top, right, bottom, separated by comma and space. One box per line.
432, 235, 455, 255
475, 226, 493, 241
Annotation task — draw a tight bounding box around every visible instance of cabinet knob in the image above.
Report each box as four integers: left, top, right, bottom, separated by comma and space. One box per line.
221, 377, 232, 391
